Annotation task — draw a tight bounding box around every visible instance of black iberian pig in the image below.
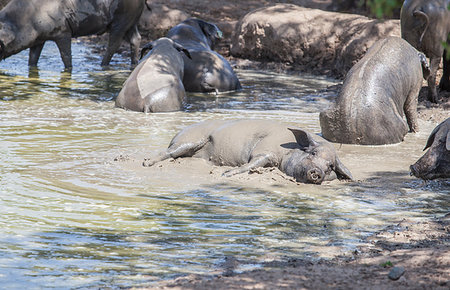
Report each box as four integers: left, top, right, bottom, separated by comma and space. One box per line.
401, 0, 450, 103
115, 37, 191, 113
143, 119, 353, 184
410, 118, 450, 180
0, 0, 147, 68
167, 18, 242, 93
320, 37, 430, 145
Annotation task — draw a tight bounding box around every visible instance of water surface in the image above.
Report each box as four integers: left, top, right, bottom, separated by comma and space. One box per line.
0, 40, 448, 288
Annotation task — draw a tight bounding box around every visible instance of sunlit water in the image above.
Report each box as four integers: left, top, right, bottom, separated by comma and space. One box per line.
0, 40, 448, 288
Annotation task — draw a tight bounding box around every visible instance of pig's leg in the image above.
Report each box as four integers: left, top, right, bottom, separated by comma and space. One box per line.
439, 49, 450, 91
125, 25, 141, 66
222, 153, 277, 177
428, 56, 441, 103
404, 85, 420, 133
28, 43, 45, 67
143, 138, 209, 167
55, 35, 73, 69
101, 26, 127, 66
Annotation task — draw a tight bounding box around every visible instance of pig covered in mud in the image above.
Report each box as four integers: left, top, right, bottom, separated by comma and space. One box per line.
320, 37, 429, 145
115, 38, 191, 113
410, 118, 450, 180
143, 119, 353, 184
0, 0, 146, 68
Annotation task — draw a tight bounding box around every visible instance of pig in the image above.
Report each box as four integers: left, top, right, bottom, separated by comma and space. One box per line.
401, 0, 450, 103
115, 37, 191, 113
320, 37, 430, 145
410, 118, 450, 180
167, 18, 242, 93
143, 119, 353, 184
0, 0, 147, 69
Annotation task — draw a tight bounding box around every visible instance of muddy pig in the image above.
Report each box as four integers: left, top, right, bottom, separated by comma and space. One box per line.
0, 0, 147, 68
410, 118, 450, 180
115, 38, 190, 113
167, 18, 242, 93
143, 119, 353, 184
320, 37, 429, 145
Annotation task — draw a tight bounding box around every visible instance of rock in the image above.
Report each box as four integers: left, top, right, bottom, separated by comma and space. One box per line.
388, 266, 405, 280
139, 4, 190, 39
231, 4, 400, 78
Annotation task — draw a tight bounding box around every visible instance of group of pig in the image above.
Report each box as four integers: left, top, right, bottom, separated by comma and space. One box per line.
0, 0, 448, 183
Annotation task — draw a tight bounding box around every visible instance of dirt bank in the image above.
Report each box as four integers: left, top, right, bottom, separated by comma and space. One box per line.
148, 216, 449, 289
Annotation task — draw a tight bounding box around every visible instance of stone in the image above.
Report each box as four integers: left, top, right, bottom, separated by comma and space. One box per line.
388, 266, 406, 280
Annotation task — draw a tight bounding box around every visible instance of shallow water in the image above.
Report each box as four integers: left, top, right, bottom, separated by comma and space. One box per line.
0, 40, 448, 288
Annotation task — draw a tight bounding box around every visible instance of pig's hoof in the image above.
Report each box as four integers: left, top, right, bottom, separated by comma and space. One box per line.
143, 159, 155, 167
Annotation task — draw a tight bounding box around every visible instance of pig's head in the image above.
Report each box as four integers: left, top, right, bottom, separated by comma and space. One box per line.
0, 22, 15, 60
282, 128, 353, 184
410, 119, 450, 180
197, 19, 223, 50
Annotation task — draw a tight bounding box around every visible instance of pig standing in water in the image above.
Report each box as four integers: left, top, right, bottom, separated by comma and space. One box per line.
410, 118, 450, 180
143, 119, 353, 184
320, 37, 430, 145
0, 0, 146, 68
115, 38, 191, 113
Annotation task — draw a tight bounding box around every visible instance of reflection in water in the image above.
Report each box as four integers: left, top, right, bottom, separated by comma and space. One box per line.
0, 40, 449, 288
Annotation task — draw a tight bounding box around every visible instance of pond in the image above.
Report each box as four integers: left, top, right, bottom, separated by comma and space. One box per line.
0, 40, 448, 288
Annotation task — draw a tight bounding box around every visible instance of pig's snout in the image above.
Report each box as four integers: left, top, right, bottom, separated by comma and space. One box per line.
307, 168, 325, 184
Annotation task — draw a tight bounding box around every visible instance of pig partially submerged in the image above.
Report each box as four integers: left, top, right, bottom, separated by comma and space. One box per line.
410, 118, 450, 180
167, 18, 242, 93
115, 38, 191, 113
0, 0, 147, 68
320, 37, 430, 145
143, 119, 353, 184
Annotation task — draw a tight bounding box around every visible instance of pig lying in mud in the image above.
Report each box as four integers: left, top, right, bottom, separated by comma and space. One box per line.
410, 118, 450, 180
115, 38, 191, 113
0, 0, 147, 68
143, 120, 353, 184
167, 18, 242, 93
320, 37, 430, 145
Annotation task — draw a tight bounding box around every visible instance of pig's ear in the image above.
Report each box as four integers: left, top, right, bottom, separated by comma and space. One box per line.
335, 157, 353, 181
288, 127, 319, 149
424, 122, 443, 150
173, 42, 192, 59
446, 131, 450, 151
140, 42, 154, 60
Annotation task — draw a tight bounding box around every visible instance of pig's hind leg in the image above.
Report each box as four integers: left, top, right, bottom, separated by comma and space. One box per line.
143, 138, 209, 167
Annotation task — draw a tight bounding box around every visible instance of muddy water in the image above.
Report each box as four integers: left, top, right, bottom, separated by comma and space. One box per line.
0, 40, 448, 288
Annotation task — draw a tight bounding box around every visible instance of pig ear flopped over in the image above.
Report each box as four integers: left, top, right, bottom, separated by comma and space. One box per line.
287, 127, 319, 149
139, 42, 154, 60
335, 157, 353, 181
173, 42, 192, 59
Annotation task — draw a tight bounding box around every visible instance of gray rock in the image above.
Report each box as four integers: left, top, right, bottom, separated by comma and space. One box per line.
388, 266, 405, 280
